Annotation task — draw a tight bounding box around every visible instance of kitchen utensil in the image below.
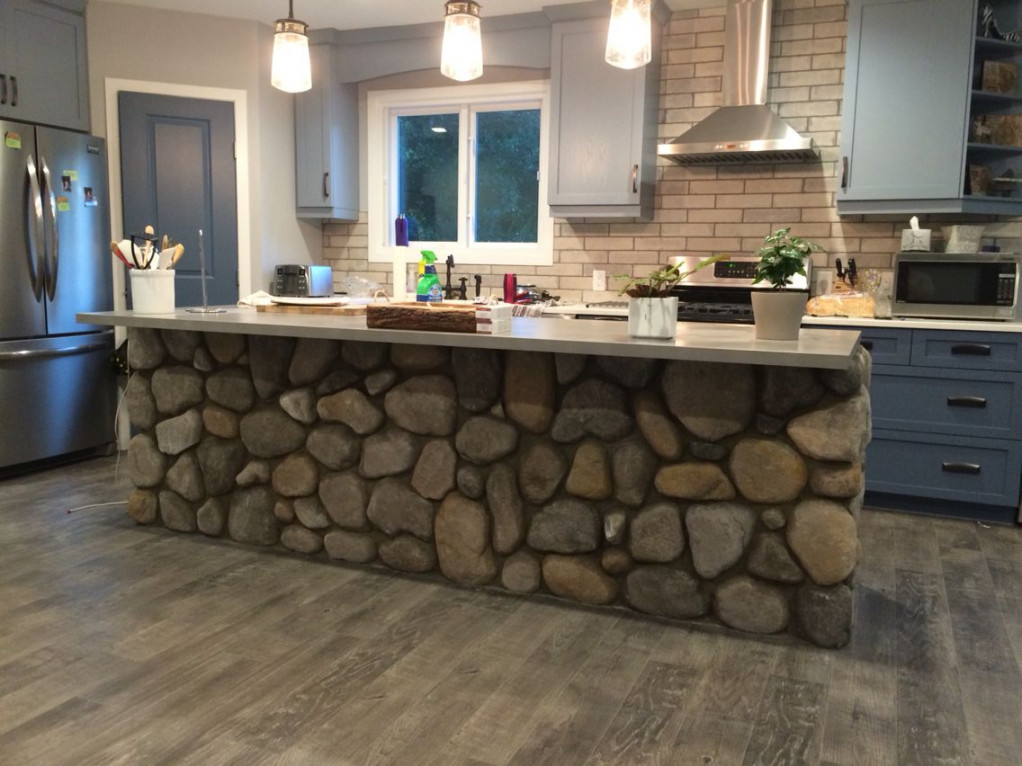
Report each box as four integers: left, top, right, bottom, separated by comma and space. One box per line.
109, 240, 133, 269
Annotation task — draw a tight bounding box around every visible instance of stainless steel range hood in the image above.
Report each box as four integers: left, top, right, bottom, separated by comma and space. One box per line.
658, 0, 818, 166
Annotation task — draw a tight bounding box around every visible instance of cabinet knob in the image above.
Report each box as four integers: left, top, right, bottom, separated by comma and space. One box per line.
631, 164, 638, 194
323, 172, 330, 200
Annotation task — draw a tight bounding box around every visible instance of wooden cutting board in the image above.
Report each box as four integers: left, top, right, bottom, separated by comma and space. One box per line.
366, 302, 477, 332
256, 303, 366, 316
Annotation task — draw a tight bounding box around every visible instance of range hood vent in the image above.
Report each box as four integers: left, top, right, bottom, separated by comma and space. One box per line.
658, 0, 819, 166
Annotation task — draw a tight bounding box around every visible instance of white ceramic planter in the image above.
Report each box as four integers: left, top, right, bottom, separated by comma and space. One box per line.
628, 297, 678, 339
751, 290, 807, 341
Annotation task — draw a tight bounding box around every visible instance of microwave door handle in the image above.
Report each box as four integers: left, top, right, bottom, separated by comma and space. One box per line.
39, 157, 59, 302
25, 155, 44, 301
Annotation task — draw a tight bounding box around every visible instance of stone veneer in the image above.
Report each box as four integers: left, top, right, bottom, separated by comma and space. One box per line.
125, 327, 871, 648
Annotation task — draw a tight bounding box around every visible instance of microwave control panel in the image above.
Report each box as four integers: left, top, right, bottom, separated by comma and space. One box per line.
997, 268, 1016, 305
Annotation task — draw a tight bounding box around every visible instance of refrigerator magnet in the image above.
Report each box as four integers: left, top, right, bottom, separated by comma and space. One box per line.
83, 187, 97, 207
61, 175, 72, 192
56, 196, 70, 212
4, 132, 21, 150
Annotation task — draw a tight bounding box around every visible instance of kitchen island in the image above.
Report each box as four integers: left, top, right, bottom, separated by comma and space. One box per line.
80, 308, 868, 648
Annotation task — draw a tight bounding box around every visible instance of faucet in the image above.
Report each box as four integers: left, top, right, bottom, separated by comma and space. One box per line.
458, 277, 468, 300
444, 254, 455, 299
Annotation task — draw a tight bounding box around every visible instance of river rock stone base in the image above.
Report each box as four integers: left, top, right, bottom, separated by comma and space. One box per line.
125, 328, 871, 648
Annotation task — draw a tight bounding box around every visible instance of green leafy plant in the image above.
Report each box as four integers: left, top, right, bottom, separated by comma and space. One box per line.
753, 228, 822, 290
616, 254, 724, 298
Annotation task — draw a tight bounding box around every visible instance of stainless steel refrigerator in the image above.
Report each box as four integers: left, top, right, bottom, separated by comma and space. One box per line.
0, 119, 116, 471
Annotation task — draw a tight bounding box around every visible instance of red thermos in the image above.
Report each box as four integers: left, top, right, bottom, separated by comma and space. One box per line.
503, 273, 517, 303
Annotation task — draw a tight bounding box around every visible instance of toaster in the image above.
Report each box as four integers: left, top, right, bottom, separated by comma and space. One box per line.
273, 264, 334, 297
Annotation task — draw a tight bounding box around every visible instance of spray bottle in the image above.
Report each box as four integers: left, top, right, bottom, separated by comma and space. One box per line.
416, 250, 443, 302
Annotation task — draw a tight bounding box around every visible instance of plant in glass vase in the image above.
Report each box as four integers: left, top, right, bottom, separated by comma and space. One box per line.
750, 227, 822, 340
616, 255, 722, 338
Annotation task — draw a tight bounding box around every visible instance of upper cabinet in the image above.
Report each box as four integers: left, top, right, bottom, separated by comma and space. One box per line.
839, 0, 1022, 215
0, 0, 89, 132
295, 42, 359, 221
547, 6, 665, 220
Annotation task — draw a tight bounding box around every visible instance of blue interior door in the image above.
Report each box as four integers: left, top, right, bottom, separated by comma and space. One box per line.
118, 92, 238, 307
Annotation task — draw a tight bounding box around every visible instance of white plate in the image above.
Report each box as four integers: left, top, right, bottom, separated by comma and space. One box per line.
270, 296, 348, 306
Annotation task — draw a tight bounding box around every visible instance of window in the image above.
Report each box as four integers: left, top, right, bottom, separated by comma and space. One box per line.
367, 81, 553, 268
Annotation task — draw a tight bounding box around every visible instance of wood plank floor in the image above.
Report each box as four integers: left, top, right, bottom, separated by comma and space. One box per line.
1, 456, 1020, 766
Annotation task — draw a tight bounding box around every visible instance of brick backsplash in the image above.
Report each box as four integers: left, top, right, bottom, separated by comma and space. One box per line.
322, 0, 1011, 303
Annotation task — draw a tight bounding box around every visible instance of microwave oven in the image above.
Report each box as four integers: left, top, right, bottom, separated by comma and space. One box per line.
892, 251, 1020, 321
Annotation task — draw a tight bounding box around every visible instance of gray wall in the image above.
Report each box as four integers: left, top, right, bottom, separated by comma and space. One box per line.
86, 1, 321, 295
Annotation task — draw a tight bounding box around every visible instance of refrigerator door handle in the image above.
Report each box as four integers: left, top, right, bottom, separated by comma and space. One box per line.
0, 332, 113, 362
25, 155, 45, 301
39, 156, 59, 302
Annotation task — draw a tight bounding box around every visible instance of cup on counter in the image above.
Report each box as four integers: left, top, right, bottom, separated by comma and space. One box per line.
130, 269, 176, 314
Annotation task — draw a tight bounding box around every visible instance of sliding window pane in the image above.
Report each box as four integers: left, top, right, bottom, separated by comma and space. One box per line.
397, 113, 459, 242
474, 109, 540, 243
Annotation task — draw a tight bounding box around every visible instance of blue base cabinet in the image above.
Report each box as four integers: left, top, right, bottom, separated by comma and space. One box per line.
858, 325, 1022, 523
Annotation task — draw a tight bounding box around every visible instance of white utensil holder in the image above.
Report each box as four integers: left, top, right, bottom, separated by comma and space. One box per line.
130, 269, 176, 314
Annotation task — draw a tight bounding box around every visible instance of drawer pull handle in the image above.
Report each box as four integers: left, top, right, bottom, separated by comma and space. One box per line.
860, 340, 873, 351
323, 172, 330, 199
10, 75, 16, 107
947, 396, 987, 408
942, 461, 981, 475
0, 74, 6, 105
951, 343, 992, 356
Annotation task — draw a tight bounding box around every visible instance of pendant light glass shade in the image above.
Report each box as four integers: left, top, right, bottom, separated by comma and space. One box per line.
271, 1, 312, 93
605, 0, 652, 70
441, 1, 484, 82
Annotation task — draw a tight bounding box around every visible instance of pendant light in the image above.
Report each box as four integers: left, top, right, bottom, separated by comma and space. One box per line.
441, 1, 484, 82
271, 0, 312, 93
605, 0, 652, 70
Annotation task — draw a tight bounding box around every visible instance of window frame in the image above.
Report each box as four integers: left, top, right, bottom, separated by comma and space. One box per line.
366, 80, 553, 269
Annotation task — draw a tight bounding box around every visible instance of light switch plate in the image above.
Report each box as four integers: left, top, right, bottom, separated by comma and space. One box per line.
592, 269, 607, 291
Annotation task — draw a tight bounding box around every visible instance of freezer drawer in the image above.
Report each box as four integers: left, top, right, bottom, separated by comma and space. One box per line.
0, 331, 116, 469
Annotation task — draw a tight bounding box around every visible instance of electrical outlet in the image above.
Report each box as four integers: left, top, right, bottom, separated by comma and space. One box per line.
592, 269, 607, 291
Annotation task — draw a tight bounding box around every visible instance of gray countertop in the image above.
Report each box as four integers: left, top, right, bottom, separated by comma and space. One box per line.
78, 308, 861, 369
546, 303, 1022, 332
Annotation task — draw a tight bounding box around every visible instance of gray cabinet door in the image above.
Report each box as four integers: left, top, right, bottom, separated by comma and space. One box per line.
838, 0, 974, 207
0, 0, 89, 131
548, 17, 653, 217
295, 43, 358, 220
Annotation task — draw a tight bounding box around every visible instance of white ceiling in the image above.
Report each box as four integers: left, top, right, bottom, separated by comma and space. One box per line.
101, 0, 717, 31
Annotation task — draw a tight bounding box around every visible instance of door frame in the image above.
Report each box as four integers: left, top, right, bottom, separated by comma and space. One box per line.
103, 78, 251, 310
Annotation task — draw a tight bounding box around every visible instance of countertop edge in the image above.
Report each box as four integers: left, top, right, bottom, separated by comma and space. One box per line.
78, 309, 861, 370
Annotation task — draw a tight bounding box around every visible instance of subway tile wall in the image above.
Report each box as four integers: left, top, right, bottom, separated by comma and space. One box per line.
322, 0, 1010, 302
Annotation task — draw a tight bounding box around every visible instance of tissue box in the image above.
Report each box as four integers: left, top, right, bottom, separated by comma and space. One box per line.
900, 229, 931, 251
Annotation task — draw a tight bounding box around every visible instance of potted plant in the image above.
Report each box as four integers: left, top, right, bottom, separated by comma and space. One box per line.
750, 228, 822, 340
617, 255, 722, 339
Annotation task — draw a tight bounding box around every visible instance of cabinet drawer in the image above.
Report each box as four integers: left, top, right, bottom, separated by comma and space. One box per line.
858, 327, 911, 366
871, 367, 1022, 439
866, 429, 1022, 507
911, 330, 1022, 372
